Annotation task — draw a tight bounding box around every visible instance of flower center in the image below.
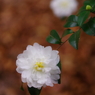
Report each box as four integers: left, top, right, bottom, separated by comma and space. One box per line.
34, 62, 44, 71
60, 2, 69, 7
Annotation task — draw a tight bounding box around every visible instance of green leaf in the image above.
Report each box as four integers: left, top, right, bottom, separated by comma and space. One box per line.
62, 29, 74, 37
84, 0, 95, 7
50, 30, 60, 40
78, 5, 86, 14
84, 0, 90, 6
69, 30, 81, 49
82, 18, 95, 36
57, 61, 61, 84
90, 0, 95, 7
78, 10, 90, 26
64, 15, 78, 28
46, 30, 61, 44
28, 86, 42, 95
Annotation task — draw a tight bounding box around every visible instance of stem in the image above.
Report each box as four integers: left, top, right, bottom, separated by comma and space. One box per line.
57, 38, 68, 50
57, 27, 81, 50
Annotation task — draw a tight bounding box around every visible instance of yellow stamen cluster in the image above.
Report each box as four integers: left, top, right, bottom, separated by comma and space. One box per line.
60, 2, 68, 7
34, 62, 44, 71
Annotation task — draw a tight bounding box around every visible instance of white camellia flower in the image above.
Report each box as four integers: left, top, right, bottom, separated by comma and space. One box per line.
16, 43, 61, 89
50, 0, 78, 17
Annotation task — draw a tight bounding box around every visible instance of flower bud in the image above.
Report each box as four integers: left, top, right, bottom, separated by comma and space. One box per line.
86, 5, 92, 11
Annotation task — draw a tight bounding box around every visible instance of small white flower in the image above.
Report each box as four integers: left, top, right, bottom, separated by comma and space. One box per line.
16, 43, 61, 89
50, 0, 78, 17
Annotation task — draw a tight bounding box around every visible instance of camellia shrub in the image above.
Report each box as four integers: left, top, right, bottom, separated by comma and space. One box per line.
16, 0, 95, 95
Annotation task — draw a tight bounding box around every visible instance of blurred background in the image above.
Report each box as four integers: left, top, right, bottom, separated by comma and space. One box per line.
0, 0, 95, 95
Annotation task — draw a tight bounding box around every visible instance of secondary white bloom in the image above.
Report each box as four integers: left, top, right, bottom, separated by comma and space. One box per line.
50, 0, 78, 17
16, 43, 61, 89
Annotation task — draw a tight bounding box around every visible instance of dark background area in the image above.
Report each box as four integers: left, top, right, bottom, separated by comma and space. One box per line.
0, 0, 95, 95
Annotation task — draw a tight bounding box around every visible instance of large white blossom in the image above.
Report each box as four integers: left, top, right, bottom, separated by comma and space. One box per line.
16, 43, 61, 89
50, 0, 78, 17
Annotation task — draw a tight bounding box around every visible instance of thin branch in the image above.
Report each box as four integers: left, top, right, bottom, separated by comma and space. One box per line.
57, 38, 69, 50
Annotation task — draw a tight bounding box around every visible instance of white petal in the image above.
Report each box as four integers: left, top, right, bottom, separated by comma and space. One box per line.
51, 74, 60, 80
45, 79, 53, 87
50, 0, 78, 17
43, 67, 51, 72
16, 42, 60, 88
16, 67, 23, 73
26, 45, 32, 50
21, 77, 27, 83
22, 70, 31, 79
44, 46, 52, 58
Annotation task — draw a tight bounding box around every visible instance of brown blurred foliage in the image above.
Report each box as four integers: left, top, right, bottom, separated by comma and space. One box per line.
0, 0, 95, 95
